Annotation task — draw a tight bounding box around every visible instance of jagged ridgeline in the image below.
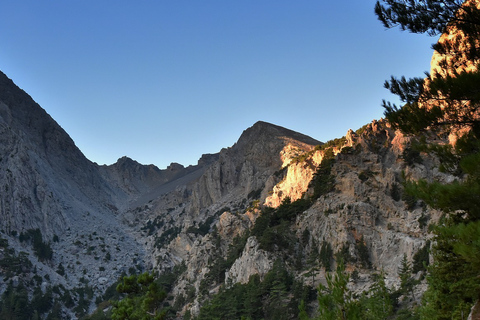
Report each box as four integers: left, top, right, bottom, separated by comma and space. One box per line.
0, 70, 448, 319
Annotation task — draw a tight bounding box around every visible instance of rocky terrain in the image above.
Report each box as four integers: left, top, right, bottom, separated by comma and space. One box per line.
0, 68, 450, 319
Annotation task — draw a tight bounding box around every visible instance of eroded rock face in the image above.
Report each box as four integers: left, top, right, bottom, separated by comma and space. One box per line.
264, 154, 320, 207
0, 71, 126, 237
0, 72, 150, 314
225, 236, 274, 285
185, 121, 321, 214
0, 69, 452, 318
423, 0, 480, 144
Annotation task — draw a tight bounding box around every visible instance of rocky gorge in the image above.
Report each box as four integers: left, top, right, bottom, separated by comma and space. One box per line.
0, 67, 452, 319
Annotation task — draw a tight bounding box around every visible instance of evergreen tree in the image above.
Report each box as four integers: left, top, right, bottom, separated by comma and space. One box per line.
319, 241, 333, 272
111, 272, 167, 320
360, 272, 393, 320
398, 254, 416, 301
375, 0, 480, 136
375, 1, 480, 318
316, 261, 361, 320
0, 282, 33, 320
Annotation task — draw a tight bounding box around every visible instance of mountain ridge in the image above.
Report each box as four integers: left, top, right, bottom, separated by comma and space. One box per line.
0, 69, 442, 319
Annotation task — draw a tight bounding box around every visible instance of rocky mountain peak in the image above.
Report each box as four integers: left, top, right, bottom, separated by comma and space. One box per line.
236, 120, 321, 148
0, 72, 452, 319
0, 71, 126, 239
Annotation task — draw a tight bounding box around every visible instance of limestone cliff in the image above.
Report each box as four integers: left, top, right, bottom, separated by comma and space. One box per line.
137, 119, 448, 318
0, 69, 451, 319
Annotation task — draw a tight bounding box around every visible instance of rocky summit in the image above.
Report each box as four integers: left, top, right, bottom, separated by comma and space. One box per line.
0, 69, 450, 319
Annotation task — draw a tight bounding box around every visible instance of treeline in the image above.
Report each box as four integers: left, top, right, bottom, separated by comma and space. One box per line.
197, 261, 315, 320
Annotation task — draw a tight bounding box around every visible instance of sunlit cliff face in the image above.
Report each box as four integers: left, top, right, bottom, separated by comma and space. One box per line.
422, 0, 480, 144
429, 0, 480, 76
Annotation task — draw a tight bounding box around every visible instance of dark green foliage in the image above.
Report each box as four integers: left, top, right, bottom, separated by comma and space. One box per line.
0, 249, 32, 278
376, 0, 480, 135
19, 228, 53, 261
0, 282, 33, 320
57, 263, 65, 276
398, 254, 416, 301
359, 272, 394, 320
156, 262, 187, 294
301, 228, 310, 244
247, 188, 262, 200
0, 280, 66, 320
316, 261, 361, 320
74, 284, 95, 317
200, 232, 249, 294
319, 241, 333, 272
418, 212, 429, 229
291, 150, 316, 165
197, 261, 315, 320
111, 272, 167, 320
412, 241, 430, 274
225, 232, 250, 267
251, 197, 311, 252
142, 217, 164, 236
394, 308, 420, 320
335, 243, 352, 264
427, 143, 462, 175
355, 124, 369, 136
358, 170, 375, 182
316, 265, 397, 320
31, 286, 53, 315
402, 191, 418, 211
154, 226, 181, 249
402, 147, 423, 166
306, 240, 319, 267
375, 0, 470, 36
405, 141, 480, 220
82, 307, 111, 320
355, 236, 371, 269
419, 219, 480, 319
186, 215, 216, 236
273, 166, 288, 179
311, 149, 336, 200
61, 290, 75, 308
391, 182, 401, 201
0, 236, 8, 248
45, 302, 63, 320
317, 137, 347, 151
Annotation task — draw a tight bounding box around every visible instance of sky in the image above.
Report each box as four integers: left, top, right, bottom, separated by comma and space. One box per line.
0, 1, 438, 169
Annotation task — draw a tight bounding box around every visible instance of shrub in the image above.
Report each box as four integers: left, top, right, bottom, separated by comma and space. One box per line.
319, 241, 333, 271
402, 147, 423, 166
311, 150, 335, 200
412, 241, 430, 273
19, 229, 53, 261
391, 183, 401, 201
356, 236, 371, 269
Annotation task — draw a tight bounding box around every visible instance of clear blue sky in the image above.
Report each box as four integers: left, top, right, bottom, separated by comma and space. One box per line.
0, 1, 437, 169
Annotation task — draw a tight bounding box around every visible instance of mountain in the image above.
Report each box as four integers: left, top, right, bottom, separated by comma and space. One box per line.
0, 69, 450, 319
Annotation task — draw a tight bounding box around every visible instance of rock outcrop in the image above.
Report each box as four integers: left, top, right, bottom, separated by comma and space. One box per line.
0, 69, 452, 319
225, 236, 274, 284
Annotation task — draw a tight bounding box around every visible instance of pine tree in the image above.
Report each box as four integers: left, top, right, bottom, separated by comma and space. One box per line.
111, 272, 167, 320
360, 272, 393, 320
319, 240, 333, 272
316, 261, 362, 320
375, 1, 480, 318
375, 0, 480, 136
398, 254, 415, 301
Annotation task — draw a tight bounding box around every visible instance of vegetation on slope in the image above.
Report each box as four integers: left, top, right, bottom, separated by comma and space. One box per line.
376, 0, 480, 318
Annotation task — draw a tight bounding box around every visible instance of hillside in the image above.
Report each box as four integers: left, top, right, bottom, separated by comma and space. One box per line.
0, 66, 452, 319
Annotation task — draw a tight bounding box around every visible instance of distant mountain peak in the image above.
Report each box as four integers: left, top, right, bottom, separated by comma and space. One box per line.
237, 121, 322, 148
